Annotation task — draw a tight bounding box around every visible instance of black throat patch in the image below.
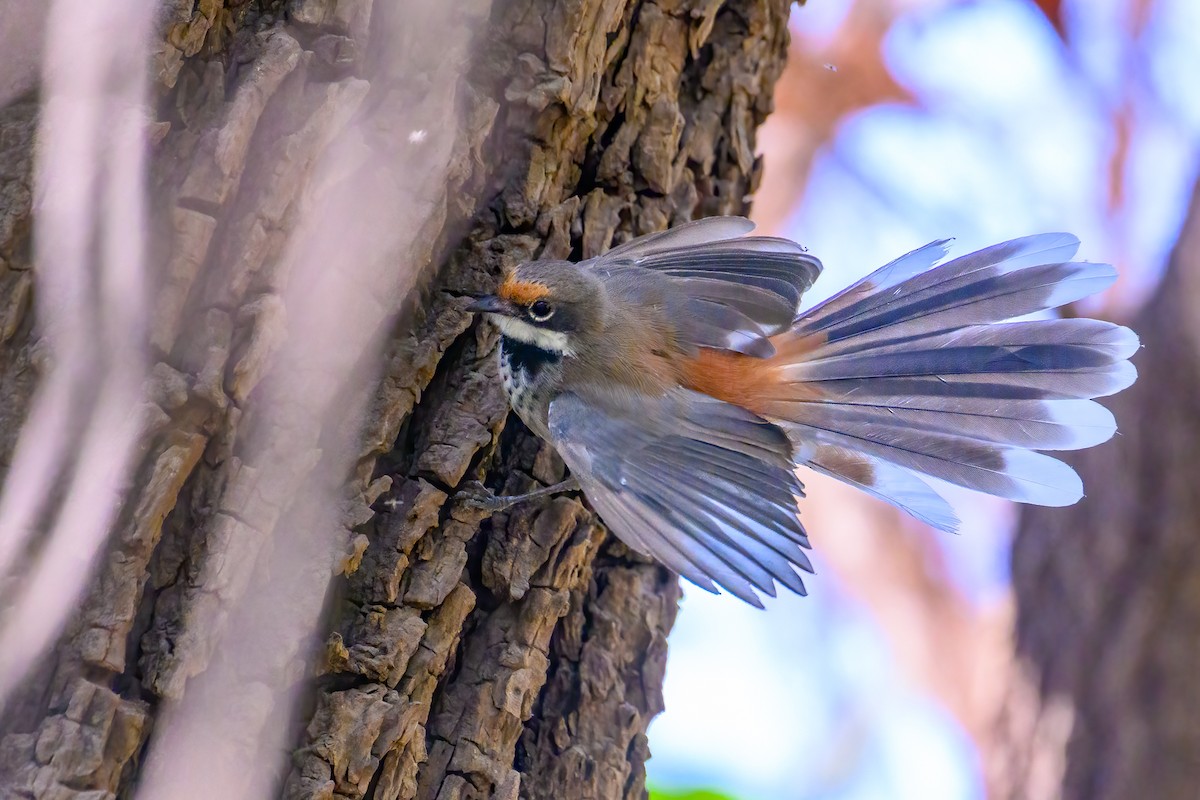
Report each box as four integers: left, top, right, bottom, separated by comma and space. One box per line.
500, 335, 562, 377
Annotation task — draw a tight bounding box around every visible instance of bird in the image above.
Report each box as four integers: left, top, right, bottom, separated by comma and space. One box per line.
464, 216, 1139, 606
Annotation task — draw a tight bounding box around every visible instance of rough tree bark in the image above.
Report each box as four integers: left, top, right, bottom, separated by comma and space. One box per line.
0, 0, 793, 798
996, 180, 1200, 800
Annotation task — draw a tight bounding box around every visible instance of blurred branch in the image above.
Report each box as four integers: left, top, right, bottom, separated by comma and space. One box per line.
1030, 0, 1066, 40
799, 474, 1013, 753
753, 0, 916, 232
996, 176, 1200, 800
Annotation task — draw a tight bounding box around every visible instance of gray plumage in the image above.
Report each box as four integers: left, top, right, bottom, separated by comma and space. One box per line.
477, 217, 1140, 604
549, 390, 810, 607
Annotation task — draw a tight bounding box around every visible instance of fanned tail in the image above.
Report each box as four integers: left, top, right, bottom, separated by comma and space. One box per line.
695, 233, 1140, 532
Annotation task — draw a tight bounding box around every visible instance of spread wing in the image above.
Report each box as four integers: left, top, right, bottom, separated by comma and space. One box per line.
600, 215, 759, 260
547, 389, 813, 606
594, 216, 823, 358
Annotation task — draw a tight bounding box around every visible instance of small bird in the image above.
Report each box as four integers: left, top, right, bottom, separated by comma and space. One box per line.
466, 217, 1138, 605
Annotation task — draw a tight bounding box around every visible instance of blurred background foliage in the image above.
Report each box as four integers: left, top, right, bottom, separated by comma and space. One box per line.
649, 788, 740, 800
645, 0, 1200, 798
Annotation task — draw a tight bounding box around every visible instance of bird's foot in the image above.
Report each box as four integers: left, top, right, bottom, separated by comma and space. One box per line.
454, 477, 580, 515
455, 480, 513, 513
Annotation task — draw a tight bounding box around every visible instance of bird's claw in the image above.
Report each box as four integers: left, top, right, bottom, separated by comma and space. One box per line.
455, 476, 581, 516
455, 480, 513, 513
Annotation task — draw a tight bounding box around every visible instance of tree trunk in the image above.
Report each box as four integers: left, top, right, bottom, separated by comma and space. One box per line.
0, 1, 792, 798
995, 179, 1200, 799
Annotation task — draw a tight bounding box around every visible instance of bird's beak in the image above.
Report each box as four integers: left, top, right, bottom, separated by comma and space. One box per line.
466, 294, 517, 316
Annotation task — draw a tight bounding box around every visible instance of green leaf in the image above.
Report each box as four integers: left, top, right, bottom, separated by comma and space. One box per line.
648, 786, 740, 800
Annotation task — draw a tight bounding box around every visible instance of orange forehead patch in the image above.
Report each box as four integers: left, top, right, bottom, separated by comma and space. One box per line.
498, 274, 550, 305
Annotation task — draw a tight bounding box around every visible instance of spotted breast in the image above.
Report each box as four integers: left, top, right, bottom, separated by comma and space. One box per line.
497, 335, 562, 440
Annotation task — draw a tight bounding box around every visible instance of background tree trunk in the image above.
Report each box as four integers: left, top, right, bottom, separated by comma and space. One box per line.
0, 0, 792, 798
995, 180, 1200, 800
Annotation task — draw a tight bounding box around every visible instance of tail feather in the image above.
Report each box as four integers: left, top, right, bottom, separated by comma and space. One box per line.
809, 317, 1139, 360
802, 261, 1117, 347
792, 418, 1085, 505
788, 334, 1128, 381
798, 233, 1081, 335
798, 441, 960, 532
779, 398, 1116, 451
788, 361, 1137, 402
808, 239, 954, 321
758, 234, 1137, 524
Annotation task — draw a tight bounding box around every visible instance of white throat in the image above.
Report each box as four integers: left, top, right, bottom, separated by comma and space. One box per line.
492, 315, 572, 355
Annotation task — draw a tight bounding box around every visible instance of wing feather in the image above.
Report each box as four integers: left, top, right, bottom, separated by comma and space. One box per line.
547, 390, 811, 604
594, 217, 823, 352
600, 216, 758, 260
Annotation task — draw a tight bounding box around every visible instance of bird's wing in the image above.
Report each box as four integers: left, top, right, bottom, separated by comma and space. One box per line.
600, 215, 758, 260
595, 217, 823, 357
546, 388, 813, 606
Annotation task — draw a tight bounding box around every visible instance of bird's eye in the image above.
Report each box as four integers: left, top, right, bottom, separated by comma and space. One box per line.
528, 299, 555, 322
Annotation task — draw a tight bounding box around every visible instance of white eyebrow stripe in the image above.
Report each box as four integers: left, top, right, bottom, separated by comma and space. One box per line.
492, 315, 573, 355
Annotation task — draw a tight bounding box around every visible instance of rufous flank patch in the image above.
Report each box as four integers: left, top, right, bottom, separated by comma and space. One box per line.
680, 330, 828, 416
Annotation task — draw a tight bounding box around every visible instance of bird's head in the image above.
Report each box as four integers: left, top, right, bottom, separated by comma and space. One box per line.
467, 260, 605, 355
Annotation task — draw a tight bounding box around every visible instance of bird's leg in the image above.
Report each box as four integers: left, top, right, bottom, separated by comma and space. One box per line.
456, 476, 581, 513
